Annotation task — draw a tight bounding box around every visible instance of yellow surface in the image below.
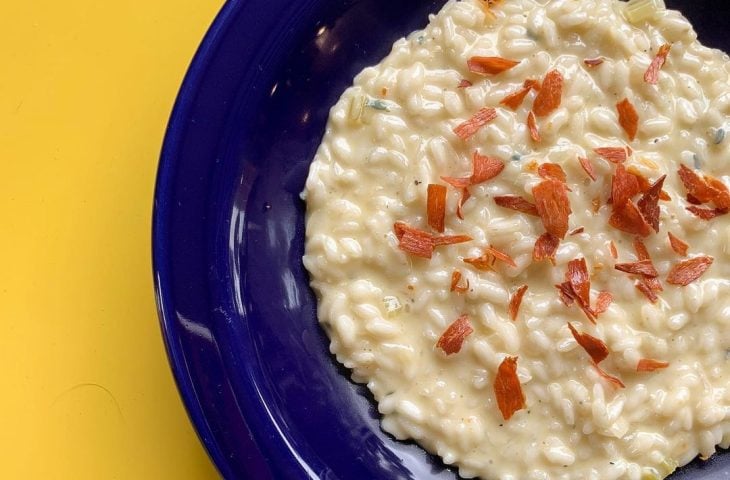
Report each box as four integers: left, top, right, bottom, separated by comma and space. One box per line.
0, 1, 223, 478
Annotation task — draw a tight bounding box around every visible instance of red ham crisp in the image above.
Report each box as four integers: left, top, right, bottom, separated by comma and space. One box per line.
533, 232, 560, 263
611, 164, 641, 208
637, 358, 670, 372
527, 111, 541, 142
579, 157, 597, 182
644, 43, 671, 85
493, 195, 539, 216
450, 270, 469, 293
686, 206, 728, 220
533, 179, 572, 239
436, 314, 474, 355
468, 56, 521, 76
567, 258, 591, 308
609, 200, 652, 237
568, 322, 609, 364
453, 107, 498, 140
637, 175, 666, 233
615, 260, 659, 277
667, 256, 714, 286
616, 98, 639, 141
494, 356, 526, 421
427, 184, 447, 233
532, 69, 563, 117
593, 363, 626, 389
508, 285, 528, 321
584, 57, 605, 67
594, 147, 630, 163
500, 85, 532, 110
668, 232, 689, 256
538, 162, 567, 184
594, 291, 613, 315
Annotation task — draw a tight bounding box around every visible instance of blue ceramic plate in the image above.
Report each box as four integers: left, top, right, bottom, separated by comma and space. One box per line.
153, 1, 730, 478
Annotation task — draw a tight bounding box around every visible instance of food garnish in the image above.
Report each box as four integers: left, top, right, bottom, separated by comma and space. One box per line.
467, 56, 521, 75
584, 57, 605, 67
436, 314, 474, 355
537, 162, 567, 184
667, 256, 714, 286
579, 157, 597, 181
644, 43, 671, 85
533, 232, 560, 263
668, 232, 689, 256
454, 107, 498, 140
594, 147, 630, 163
532, 69, 563, 117
493, 195, 539, 216
527, 111, 541, 142
450, 270, 469, 293
568, 322, 609, 364
494, 356, 526, 420
533, 179, 572, 239
508, 285, 529, 321
615, 260, 659, 277
427, 184, 447, 232
593, 363, 626, 389
616, 98, 639, 141
637, 359, 670, 372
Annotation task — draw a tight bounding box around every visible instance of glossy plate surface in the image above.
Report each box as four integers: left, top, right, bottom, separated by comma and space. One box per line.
153, 0, 730, 478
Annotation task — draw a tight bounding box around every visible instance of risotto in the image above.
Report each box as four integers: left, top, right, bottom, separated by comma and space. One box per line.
302, 0, 730, 478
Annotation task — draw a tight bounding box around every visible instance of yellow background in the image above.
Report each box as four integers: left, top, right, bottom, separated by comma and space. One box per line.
1, 1, 223, 478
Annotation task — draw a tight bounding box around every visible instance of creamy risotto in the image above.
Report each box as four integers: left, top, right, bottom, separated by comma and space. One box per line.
302, 0, 730, 478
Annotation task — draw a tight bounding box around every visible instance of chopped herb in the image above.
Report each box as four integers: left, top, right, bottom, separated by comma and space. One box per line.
417, 35, 425, 45
366, 98, 391, 111
510, 153, 523, 162
714, 127, 726, 145
693, 153, 702, 170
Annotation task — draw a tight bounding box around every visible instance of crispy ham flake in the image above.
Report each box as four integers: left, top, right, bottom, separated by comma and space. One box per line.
584, 57, 605, 67
494, 356, 526, 421
450, 270, 469, 293
470, 152, 506, 184
467, 56, 521, 75
538, 162, 567, 184
594, 291, 613, 315
456, 187, 471, 220
609, 241, 618, 259
611, 164, 641, 208
484, 245, 517, 267
532, 69, 563, 117
457, 79, 473, 88
493, 195, 539, 216
644, 43, 671, 85
616, 98, 639, 141
668, 232, 689, 256
609, 200, 652, 237
636, 279, 659, 303
500, 84, 532, 110
427, 184, 447, 233
508, 285, 528, 321
533, 232, 560, 263
637, 359, 670, 372
453, 107, 498, 140
527, 111, 541, 142
394, 222, 471, 258
567, 258, 591, 308
686, 206, 728, 220
593, 363, 626, 389
579, 157, 597, 181
533, 179, 572, 239
568, 323, 609, 364
399, 229, 434, 258
594, 147, 630, 163
667, 256, 714, 286
436, 314, 474, 355
637, 175, 667, 233
615, 260, 659, 277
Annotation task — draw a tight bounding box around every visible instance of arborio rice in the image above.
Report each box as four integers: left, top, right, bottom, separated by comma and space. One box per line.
302, 0, 730, 478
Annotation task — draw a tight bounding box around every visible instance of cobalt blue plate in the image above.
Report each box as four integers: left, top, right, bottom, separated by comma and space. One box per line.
153, 0, 730, 478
